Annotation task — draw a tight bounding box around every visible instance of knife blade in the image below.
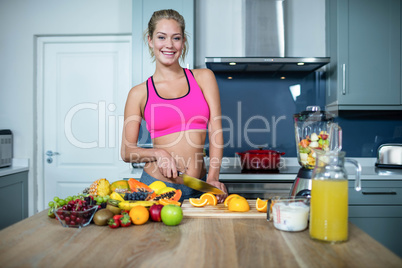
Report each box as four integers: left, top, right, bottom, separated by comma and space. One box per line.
179, 173, 225, 195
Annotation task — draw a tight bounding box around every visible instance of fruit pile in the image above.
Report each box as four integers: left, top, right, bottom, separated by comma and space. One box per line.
298, 131, 330, 168
48, 178, 272, 229
48, 178, 184, 228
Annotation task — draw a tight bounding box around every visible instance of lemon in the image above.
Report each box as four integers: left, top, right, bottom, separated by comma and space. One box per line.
149, 181, 167, 194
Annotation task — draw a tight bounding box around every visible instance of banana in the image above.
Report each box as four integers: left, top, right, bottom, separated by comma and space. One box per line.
110, 191, 125, 202
118, 200, 158, 210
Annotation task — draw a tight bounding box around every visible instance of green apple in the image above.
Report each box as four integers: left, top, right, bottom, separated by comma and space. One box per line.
161, 205, 183, 226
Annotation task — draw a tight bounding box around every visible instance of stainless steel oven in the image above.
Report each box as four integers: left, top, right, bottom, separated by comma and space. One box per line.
223, 182, 293, 199
218, 164, 298, 199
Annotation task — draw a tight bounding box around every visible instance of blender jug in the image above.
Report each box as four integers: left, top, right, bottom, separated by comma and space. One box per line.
290, 106, 342, 197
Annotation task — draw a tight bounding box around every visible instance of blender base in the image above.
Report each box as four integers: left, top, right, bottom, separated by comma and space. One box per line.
290, 168, 313, 197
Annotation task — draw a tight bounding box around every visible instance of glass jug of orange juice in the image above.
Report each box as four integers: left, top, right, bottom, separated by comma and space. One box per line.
309, 151, 361, 243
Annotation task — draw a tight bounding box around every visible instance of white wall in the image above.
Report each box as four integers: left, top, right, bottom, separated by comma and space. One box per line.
195, 0, 244, 68
284, 0, 326, 57
0, 0, 132, 216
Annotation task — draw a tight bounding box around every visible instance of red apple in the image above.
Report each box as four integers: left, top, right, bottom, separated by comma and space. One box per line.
149, 204, 164, 222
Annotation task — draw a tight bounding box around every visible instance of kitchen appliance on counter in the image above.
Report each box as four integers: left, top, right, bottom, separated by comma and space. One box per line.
0, 130, 13, 168
290, 106, 341, 197
375, 144, 402, 168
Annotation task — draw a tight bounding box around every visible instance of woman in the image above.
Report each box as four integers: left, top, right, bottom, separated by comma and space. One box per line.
121, 9, 228, 202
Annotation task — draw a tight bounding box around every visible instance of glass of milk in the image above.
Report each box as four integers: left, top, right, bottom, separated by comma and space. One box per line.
270, 197, 310, 232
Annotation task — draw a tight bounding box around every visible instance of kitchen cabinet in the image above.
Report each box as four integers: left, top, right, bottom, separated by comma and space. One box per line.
326, 0, 402, 110
0, 171, 28, 230
348, 180, 402, 257
132, 0, 194, 86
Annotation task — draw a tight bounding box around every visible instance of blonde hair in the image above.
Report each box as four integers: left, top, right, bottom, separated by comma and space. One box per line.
145, 9, 189, 63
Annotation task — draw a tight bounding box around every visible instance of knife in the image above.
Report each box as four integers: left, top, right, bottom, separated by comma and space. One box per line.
179, 173, 225, 195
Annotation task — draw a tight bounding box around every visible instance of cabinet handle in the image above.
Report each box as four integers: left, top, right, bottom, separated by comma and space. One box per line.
361, 191, 397, 195
342, 63, 346, 95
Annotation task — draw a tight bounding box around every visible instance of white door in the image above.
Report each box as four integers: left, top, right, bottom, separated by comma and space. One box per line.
37, 36, 132, 210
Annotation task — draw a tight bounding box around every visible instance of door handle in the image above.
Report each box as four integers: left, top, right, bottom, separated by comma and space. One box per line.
46, 150, 60, 157
46, 150, 60, 164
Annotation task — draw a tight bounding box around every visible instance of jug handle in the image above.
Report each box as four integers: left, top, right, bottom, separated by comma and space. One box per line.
345, 159, 362, 191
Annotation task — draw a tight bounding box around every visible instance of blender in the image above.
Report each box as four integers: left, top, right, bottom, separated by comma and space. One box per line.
289, 106, 342, 197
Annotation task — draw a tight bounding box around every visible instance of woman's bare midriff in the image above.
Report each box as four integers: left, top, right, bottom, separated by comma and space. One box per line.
143, 130, 207, 183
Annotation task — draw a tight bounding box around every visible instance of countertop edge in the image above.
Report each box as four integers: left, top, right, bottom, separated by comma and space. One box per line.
0, 159, 29, 177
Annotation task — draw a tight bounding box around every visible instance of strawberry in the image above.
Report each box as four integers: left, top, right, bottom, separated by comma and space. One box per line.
108, 218, 120, 229
113, 214, 123, 221
119, 212, 131, 227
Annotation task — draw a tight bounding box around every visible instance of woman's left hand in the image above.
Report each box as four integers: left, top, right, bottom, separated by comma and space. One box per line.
207, 180, 228, 203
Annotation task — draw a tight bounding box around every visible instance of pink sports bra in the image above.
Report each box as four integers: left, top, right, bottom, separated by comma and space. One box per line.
144, 68, 210, 139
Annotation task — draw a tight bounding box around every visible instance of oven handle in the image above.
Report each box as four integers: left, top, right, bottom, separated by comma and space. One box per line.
361, 191, 397, 195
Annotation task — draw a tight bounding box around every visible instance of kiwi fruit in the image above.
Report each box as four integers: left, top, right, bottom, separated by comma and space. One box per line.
93, 209, 114, 226
106, 201, 122, 215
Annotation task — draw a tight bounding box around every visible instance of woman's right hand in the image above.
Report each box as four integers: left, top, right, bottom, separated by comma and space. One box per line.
154, 149, 178, 179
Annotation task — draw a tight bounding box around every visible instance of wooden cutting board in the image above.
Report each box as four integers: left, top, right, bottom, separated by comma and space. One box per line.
181, 199, 266, 218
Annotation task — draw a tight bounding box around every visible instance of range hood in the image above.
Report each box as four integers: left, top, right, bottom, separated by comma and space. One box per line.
205, 0, 329, 73
205, 57, 330, 73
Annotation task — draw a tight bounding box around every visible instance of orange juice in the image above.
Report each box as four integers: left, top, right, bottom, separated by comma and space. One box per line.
309, 179, 348, 242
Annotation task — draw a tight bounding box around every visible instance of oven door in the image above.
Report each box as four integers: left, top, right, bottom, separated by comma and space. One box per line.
225, 182, 293, 199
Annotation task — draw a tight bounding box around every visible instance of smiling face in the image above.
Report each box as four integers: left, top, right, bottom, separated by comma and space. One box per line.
148, 19, 185, 66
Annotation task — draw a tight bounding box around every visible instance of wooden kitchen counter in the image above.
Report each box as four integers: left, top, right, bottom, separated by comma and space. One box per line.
0, 210, 401, 268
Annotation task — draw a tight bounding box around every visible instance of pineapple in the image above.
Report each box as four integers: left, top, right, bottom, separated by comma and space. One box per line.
89, 178, 111, 197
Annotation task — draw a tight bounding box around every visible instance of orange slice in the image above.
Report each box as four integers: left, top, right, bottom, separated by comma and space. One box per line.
224, 194, 241, 207
200, 193, 218, 206
189, 198, 208, 207
256, 198, 268, 212
228, 196, 250, 212
159, 199, 182, 206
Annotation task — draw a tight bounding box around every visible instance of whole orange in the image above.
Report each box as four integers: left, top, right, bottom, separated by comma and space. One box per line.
228, 196, 250, 212
129, 205, 149, 225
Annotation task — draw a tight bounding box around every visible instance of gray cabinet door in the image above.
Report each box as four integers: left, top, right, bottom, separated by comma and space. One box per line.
0, 172, 28, 230
349, 206, 402, 258
348, 180, 402, 205
348, 180, 402, 258
327, 0, 401, 109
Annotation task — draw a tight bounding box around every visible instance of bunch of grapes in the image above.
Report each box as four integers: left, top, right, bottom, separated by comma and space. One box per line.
92, 195, 110, 208
48, 194, 86, 209
48, 194, 110, 211
54, 198, 97, 227
124, 191, 153, 201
